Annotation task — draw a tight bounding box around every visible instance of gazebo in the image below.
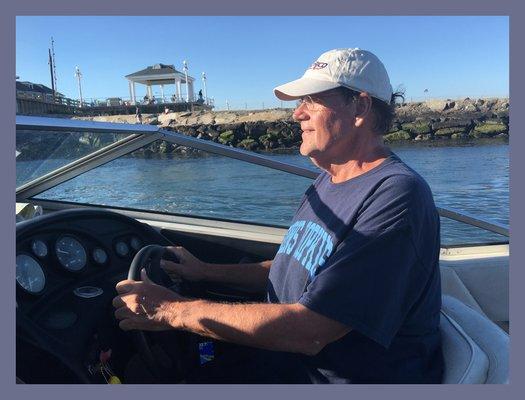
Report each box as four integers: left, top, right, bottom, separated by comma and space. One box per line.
125, 63, 195, 105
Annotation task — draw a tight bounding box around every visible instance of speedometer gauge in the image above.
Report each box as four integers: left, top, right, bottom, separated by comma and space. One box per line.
16, 254, 46, 294
55, 236, 87, 271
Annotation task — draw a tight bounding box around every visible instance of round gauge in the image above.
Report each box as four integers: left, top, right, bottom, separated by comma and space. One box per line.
130, 236, 142, 251
92, 247, 108, 265
115, 241, 129, 257
55, 236, 87, 271
16, 254, 46, 294
31, 239, 48, 258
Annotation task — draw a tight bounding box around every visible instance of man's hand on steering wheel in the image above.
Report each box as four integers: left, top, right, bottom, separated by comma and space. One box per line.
160, 246, 209, 282
113, 269, 187, 331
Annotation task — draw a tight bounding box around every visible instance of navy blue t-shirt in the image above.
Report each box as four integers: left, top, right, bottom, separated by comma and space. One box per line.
267, 153, 443, 383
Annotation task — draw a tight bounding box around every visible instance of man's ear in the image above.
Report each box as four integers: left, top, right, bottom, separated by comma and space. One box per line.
354, 92, 373, 128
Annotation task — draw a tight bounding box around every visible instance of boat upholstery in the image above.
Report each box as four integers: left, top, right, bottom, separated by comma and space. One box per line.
441, 295, 509, 384
440, 256, 508, 331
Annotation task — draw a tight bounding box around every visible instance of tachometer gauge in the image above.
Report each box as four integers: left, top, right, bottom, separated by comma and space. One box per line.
130, 236, 142, 251
55, 236, 87, 271
16, 254, 46, 294
92, 247, 108, 265
115, 241, 129, 257
31, 239, 48, 258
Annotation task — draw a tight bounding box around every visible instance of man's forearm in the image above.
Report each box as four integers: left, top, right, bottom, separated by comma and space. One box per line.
202, 260, 272, 293
165, 299, 326, 355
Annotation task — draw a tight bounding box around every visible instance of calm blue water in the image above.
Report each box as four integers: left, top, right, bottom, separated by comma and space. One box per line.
19, 141, 509, 246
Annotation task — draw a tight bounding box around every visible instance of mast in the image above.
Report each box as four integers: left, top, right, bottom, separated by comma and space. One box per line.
48, 48, 55, 100
51, 37, 58, 99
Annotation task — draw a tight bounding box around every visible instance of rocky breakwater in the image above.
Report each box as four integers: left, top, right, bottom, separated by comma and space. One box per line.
160, 109, 301, 154
387, 98, 509, 142
73, 97, 509, 156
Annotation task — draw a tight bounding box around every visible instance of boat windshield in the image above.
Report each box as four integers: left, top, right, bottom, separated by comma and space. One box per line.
16, 129, 132, 187
16, 124, 509, 247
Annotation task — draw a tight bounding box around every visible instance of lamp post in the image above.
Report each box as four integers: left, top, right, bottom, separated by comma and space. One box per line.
74, 66, 83, 108
201, 72, 208, 105
183, 60, 189, 102
201, 72, 208, 104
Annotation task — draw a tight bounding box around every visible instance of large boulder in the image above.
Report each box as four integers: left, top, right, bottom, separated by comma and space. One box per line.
401, 122, 431, 135
426, 100, 449, 112
245, 122, 269, 139
237, 138, 259, 151
258, 132, 280, 149
206, 127, 221, 140
432, 119, 472, 130
384, 130, 412, 142
470, 122, 507, 138
218, 130, 236, 145
434, 127, 466, 138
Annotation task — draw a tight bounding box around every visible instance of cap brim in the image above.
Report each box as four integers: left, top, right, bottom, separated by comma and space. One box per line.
274, 78, 341, 101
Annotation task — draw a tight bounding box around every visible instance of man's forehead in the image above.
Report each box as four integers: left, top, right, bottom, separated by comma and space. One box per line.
308, 88, 346, 100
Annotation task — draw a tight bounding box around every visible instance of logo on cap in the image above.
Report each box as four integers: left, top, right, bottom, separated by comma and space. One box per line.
310, 62, 328, 70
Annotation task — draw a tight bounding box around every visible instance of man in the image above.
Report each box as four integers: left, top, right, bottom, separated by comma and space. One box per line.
135, 106, 142, 124
113, 48, 443, 383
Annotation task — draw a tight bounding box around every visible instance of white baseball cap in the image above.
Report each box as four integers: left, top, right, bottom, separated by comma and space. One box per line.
274, 48, 393, 104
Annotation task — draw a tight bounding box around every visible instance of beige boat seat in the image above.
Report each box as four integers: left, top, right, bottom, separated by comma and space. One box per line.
440, 257, 509, 332
440, 295, 509, 384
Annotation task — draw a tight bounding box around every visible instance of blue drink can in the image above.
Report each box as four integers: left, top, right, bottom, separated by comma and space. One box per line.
198, 341, 215, 365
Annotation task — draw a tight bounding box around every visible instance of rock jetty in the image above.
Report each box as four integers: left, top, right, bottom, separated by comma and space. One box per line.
73, 98, 509, 154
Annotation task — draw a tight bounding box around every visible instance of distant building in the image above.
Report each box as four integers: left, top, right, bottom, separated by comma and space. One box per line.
16, 81, 65, 103
16, 79, 81, 115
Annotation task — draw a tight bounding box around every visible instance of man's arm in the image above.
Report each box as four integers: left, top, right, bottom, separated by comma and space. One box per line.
199, 260, 272, 293
113, 270, 350, 356
161, 246, 272, 294
167, 300, 349, 355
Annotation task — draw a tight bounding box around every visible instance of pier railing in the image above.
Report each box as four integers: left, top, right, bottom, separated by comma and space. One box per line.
16, 92, 214, 110
83, 96, 215, 108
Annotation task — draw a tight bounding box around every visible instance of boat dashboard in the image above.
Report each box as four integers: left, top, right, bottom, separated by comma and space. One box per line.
16, 208, 173, 383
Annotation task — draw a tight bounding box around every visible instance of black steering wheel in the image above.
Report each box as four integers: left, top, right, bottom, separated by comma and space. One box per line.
127, 244, 187, 382
127, 245, 257, 382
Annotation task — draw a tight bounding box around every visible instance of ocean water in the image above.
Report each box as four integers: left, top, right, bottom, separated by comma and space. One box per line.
19, 141, 509, 246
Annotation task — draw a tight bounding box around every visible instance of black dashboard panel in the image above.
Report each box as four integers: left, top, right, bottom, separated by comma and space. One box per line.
17, 209, 171, 307
16, 209, 172, 379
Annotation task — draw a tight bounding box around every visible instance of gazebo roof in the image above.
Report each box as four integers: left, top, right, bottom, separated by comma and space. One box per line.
125, 63, 195, 85
126, 63, 180, 78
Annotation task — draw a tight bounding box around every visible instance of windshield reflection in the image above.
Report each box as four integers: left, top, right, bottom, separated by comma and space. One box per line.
16, 130, 131, 186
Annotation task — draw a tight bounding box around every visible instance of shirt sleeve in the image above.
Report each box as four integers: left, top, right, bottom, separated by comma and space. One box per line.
298, 175, 433, 348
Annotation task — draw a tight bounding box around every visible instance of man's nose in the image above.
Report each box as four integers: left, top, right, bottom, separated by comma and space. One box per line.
293, 103, 309, 121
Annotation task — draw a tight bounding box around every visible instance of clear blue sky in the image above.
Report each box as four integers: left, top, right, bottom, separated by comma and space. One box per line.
16, 16, 509, 110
